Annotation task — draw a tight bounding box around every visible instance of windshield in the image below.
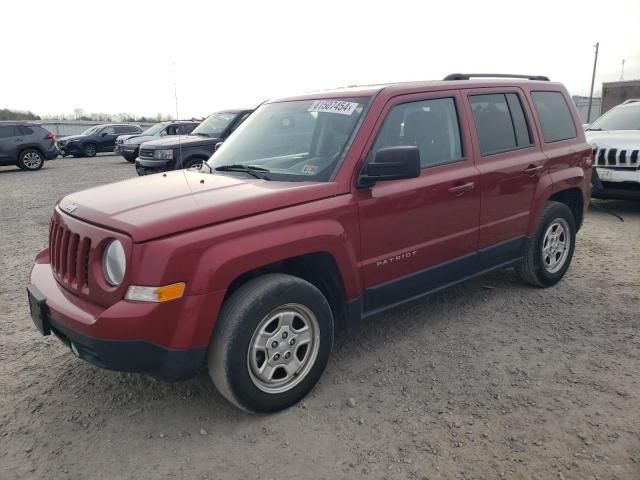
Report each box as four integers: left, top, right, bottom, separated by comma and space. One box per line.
191, 112, 237, 136
588, 104, 640, 131
140, 123, 166, 136
207, 98, 370, 182
81, 126, 101, 136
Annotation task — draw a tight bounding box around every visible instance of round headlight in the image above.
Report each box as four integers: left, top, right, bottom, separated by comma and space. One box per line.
103, 240, 126, 286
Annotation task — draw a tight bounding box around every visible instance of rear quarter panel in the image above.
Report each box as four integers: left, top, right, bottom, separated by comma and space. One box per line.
520, 84, 593, 235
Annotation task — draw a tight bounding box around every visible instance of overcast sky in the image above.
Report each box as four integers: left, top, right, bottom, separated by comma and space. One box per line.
2, 0, 639, 119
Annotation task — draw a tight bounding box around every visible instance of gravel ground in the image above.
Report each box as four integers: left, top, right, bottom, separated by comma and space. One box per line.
1, 155, 639, 480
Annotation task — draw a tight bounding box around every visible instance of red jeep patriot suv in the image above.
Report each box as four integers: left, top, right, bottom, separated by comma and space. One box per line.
28, 74, 593, 413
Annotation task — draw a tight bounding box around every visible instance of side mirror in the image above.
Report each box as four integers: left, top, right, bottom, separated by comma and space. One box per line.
101, 132, 108, 137
358, 146, 421, 188
214, 141, 224, 152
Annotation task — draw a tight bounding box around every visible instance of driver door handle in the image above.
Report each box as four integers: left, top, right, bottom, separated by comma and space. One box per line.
524, 164, 544, 175
448, 181, 475, 196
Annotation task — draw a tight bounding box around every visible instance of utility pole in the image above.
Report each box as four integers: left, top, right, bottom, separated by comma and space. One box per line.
620, 59, 625, 81
587, 42, 599, 123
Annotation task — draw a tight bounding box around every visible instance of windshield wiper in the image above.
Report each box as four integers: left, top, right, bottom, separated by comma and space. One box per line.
586, 128, 603, 131
215, 164, 271, 180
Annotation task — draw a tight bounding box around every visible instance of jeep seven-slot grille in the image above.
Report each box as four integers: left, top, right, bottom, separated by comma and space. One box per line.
49, 219, 91, 289
594, 147, 640, 170
139, 148, 154, 158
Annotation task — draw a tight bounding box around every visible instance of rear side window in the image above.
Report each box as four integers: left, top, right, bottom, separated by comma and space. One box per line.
18, 126, 34, 135
0, 125, 18, 138
371, 97, 463, 168
116, 125, 138, 133
531, 91, 577, 143
470, 93, 532, 155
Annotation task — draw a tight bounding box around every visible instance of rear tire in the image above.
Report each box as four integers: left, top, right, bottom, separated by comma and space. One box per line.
83, 143, 97, 157
17, 149, 44, 171
518, 201, 576, 287
208, 274, 334, 413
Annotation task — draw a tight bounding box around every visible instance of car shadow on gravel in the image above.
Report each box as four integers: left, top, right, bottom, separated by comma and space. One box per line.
0, 167, 26, 175
590, 198, 640, 220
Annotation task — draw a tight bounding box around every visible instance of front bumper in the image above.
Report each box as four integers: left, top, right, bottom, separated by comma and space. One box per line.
592, 167, 640, 200
119, 146, 138, 159
57, 142, 81, 155
29, 251, 226, 380
135, 157, 174, 175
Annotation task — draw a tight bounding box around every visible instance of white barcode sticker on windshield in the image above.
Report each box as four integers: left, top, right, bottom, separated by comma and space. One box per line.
308, 100, 359, 115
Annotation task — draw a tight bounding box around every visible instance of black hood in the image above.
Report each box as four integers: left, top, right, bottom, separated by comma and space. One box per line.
57, 134, 85, 142
140, 134, 221, 149
122, 135, 156, 146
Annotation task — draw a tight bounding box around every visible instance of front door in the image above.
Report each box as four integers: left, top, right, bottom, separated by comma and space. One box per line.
98, 126, 117, 151
355, 92, 481, 314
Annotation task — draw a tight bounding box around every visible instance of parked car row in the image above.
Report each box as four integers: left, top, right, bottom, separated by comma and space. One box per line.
133, 109, 252, 175
114, 121, 199, 162
1, 92, 638, 203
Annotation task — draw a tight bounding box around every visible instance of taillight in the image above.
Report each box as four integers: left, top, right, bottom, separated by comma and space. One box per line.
46, 132, 56, 141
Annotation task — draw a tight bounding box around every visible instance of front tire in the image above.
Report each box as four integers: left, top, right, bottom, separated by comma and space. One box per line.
83, 143, 97, 157
18, 149, 44, 171
518, 201, 576, 287
184, 158, 205, 170
208, 274, 334, 413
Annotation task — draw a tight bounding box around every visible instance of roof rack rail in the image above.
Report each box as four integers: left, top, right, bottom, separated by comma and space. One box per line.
621, 99, 640, 105
443, 73, 550, 81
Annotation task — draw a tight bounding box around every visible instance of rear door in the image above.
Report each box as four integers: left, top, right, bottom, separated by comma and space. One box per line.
0, 125, 20, 163
462, 88, 546, 266
355, 91, 481, 313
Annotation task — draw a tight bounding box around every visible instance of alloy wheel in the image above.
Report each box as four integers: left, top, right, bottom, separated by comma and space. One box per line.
22, 152, 43, 169
541, 218, 570, 274
247, 304, 320, 394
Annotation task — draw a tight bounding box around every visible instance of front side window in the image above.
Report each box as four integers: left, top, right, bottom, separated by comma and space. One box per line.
191, 112, 238, 137
531, 91, 577, 142
141, 123, 166, 136
370, 97, 463, 167
102, 126, 116, 135
81, 126, 101, 136
208, 98, 369, 182
470, 93, 532, 155
588, 104, 640, 131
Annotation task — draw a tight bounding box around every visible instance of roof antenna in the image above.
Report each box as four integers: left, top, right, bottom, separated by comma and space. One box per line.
173, 60, 184, 171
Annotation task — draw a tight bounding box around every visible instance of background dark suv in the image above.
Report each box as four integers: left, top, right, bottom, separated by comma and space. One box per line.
115, 121, 200, 162
0, 122, 58, 171
57, 124, 142, 158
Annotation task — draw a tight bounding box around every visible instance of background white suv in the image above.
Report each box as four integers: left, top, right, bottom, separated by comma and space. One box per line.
586, 99, 640, 200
